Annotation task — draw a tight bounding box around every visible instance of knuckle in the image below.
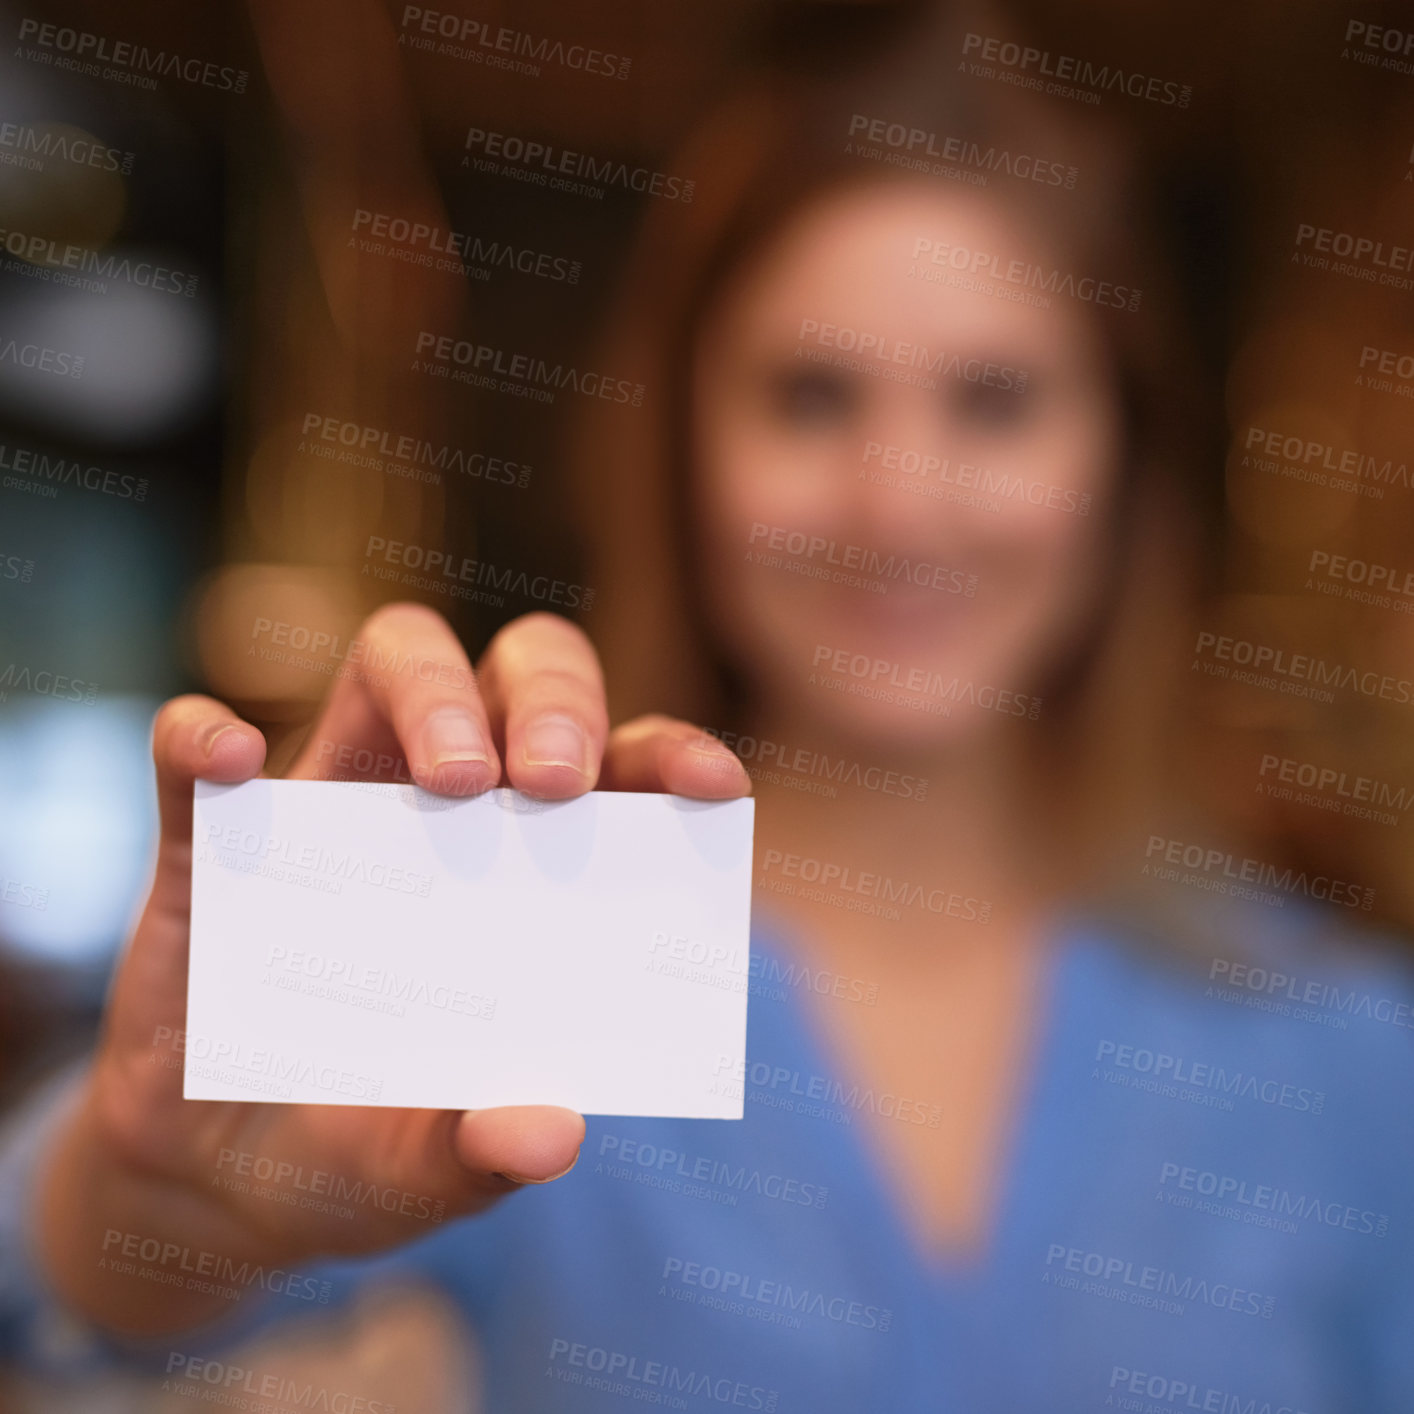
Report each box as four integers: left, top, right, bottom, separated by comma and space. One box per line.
617, 713, 696, 742
362, 600, 453, 641
514, 609, 578, 636
522, 666, 595, 697
493, 611, 598, 661
641, 713, 694, 734
150, 695, 221, 758
519, 670, 609, 732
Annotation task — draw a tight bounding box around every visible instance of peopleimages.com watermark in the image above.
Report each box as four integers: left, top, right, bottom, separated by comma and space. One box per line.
659, 1256, 892, 1334
1239, 424, 1408, 499
1356, 343, 1414, 400
401, 7, 631, 81
1339, 19, 1414, 75
0, 662, 98, 705
349, 207, 580, 286
99, 1229, 330, 1307
261, 944, 496, 1022
0, 876, 48, 910
1141, 834, 1374, 910
462, 127, 692, 202
1092, 1038, 1325, 1115
1291, 222, 1414, 291
594, 1134, 829, 1211
14, 17, 249, 93
711, 1052, 943, 1130
1042, 1243, 1273, 1319
0, 121, 135, 175
300, 412, 530, 489
162, 1351, 394, 1413
1155, 1159, 1389, 1239
844, 112, 1078, 189
647, 930, 746, 981
0, 336, 82, 379
1104, 1363, 1311, 1414
1256, 751, 1410, 828
908, 235, 1141, 311
746, 522, 977, 598
759, 847, 992, 925
212, 1146, 446, 1226
646, 928, 882, 1009
809, 644, 1042, 720
796, 317, 1028, 393
1205, 955, 1414, 1033
959, 32, 1192, 109
1191, 629, 1414, 708
153, 1026, 384, 1102
198, 822, 435, 899
0, 439, 149, 502
696, 726, 928, 802
363, 536, 594, 611
545, 1337, 777, 1411
412, 329, 644, 407
0, 226, 198, 297
1305, 547, 1414, 615
861, 441, 1092, 516
0, 552, 34, 583
248, 614, 471, 693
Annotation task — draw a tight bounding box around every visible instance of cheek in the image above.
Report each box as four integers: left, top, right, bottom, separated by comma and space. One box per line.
969, 409, 1119, 635
1010, 394, 1119, 551
1023, 509, 1109, 598
697, 411, 853, 572
695, 410, 781, 624
696, 419, 768, 587
981, 470, 1116, 671
1041, 409, 1121, 587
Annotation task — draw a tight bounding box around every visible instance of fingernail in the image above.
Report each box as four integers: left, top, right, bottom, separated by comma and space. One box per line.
423, 708, 492, 771
522, 714, 587, 772
493, 1148, 581, 1187
200, 722, 236, 759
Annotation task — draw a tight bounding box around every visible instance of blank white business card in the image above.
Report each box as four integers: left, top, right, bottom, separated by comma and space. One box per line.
185, 780, 754, 1118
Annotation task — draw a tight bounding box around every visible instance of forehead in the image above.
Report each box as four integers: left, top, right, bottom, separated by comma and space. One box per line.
713, 178, 1095, 356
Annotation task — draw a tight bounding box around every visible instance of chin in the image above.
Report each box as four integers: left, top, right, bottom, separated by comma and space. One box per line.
756, 661, 983, 752
822, 698, 976, 754
749, 613, 1043, 751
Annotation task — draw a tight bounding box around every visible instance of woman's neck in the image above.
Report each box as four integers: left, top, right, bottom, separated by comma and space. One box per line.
744, 704, 1055, 966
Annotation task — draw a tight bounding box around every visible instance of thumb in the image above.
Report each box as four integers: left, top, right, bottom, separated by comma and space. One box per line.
147, 695, 266, 917
103, 697, 266, 1067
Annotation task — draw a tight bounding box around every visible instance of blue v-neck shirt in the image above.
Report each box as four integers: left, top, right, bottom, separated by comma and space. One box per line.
6, 906, 1414, 1410
316, 908, 1414, 1411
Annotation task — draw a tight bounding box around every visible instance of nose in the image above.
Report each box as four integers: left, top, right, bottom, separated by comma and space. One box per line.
851, 386, 958, 553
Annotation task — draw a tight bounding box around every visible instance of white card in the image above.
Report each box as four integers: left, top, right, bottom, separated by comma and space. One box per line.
185, 780, 754, 1118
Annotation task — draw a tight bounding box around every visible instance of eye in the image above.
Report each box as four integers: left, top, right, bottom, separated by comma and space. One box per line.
948, 376, 1035, 430
766, 367, 858, 429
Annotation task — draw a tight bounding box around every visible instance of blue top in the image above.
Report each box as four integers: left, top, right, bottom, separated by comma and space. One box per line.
7, 905, 1414, 1410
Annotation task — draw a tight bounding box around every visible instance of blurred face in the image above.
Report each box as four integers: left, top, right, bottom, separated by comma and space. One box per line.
693, 179, 1122, 749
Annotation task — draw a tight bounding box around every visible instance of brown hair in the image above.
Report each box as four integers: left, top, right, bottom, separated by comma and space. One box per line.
567, 0, 1224, 887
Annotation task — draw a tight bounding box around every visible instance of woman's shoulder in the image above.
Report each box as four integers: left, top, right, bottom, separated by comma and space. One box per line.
1060, 901, 1414, 1140
1067, 900, 1414, 1034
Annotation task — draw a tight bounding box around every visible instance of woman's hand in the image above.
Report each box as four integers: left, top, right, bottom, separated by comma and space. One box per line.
37, 605, 749, 1335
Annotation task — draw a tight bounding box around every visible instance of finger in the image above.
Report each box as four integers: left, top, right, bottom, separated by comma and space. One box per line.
474, 613, 609, 800
453, 1106, 586, 1187
151, 697, 266, 904
285, 602, 499, 795
598, 715, 752, 798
